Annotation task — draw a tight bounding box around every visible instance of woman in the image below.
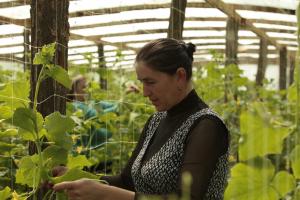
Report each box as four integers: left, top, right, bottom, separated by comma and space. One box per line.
54, 38, 229, 200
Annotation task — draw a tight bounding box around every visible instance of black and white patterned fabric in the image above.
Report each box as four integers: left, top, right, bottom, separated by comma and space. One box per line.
131, 108, 228, 199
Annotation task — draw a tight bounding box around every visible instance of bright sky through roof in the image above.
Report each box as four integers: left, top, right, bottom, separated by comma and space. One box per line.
223, 0, 298, 10
237, 10, 296, 23
69, 9, 170, 27
71, 21, 169, 36
69, 0, 171, 13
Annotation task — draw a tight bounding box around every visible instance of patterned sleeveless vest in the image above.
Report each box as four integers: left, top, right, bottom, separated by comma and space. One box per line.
131, 108, 228, 199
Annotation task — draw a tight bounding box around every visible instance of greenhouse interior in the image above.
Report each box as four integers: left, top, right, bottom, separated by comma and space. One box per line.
0, 0, 299, 199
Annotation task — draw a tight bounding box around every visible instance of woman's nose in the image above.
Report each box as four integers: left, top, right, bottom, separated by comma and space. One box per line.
143, 85, 151, 97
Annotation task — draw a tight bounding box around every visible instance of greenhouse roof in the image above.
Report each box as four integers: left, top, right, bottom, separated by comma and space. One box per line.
0, 0, 299, 69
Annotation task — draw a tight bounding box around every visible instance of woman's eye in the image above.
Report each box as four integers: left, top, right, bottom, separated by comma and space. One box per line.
146, 81, 155, 85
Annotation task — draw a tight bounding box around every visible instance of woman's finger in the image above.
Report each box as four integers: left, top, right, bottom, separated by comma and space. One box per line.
53, 181, 74, 191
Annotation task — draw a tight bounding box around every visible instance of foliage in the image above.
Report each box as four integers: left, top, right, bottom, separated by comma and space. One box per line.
0, 43, 99, 199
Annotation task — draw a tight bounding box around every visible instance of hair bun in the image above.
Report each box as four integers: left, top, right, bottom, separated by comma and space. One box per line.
185, 42, 196, 61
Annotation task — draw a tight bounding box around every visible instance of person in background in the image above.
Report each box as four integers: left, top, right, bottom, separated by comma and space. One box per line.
54, 38, 229, 200
68, 75, 116, 152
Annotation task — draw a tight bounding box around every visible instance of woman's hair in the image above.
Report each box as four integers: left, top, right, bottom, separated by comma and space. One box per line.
67, 75, 86, 101
135, 38, 196, 80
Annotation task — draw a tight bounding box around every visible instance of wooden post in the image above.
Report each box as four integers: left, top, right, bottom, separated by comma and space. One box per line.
30, 0, 69, 117
225, 17, 239, 66
279, 47, 287, 90
167, 0, 187, 40
224, 17, 239, 103
98, 44, 107, 90
289, 54, 295, 85
255, 38, 268, 86
23, 29, 30, 71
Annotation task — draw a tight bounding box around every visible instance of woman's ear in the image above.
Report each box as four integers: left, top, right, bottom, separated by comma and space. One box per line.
176, 67, 187, 81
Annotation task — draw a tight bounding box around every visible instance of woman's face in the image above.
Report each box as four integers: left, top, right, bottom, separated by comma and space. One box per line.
136, 62, 182, 111
75, 78, 87, 101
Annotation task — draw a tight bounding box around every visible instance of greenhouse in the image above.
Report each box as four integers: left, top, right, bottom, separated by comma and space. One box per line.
0, 0, 299, 199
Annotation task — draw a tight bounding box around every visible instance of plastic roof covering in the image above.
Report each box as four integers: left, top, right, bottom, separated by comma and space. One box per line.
0, 0, 299, 69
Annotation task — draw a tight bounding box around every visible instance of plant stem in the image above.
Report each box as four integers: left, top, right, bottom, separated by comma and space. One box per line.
296, 3, 300, 136
32, 65, 46, 199
33, 66, 45, 113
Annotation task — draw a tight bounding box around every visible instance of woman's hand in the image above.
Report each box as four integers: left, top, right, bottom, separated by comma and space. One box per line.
53, 179, 135, 200
52, 165, 68, 177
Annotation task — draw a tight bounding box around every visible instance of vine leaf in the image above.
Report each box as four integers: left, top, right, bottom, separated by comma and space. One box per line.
15, 155, 40, 187
51, 168, 98, 184
33, 43, 56, 65
11, 108, 37, 134
271, 171, 296, 198
44, 65, 72, 89
225, 158, 279, 200
45, 112, 75, 150
8, 108, 43, 141
290, 145, 300, 179
42, 145, 68, 169
0, 105, 13, 119
239, 103, 290, 160
67, 155, 92, 169
0, 186, 10, 200
0, 81, 30, 110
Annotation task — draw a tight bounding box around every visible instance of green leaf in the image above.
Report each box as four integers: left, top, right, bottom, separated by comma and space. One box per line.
0, 105, 13, 119
42, 145, 68, 169
56, 192, 68, 200
11, 108, 36, 134
290, 145, 300, 179
239, 104, 290, 160
51, 168, 98, 184
15, 155, 40, 187
33, 43, 56, 65
225, 158, 279, 200
271, 171, 296, 197
293, 187, 300, 200
0, 142, 16, 152
0, 81, 30, 110
45, 112, 75, 150
287, 83, 297, 103
0, 129, 17, 139
0, 186, 11, 200
45, 65, 72, 89
67, 155, 92, 169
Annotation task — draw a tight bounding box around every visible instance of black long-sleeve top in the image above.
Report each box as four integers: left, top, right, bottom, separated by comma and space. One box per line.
101, 89, 229, 200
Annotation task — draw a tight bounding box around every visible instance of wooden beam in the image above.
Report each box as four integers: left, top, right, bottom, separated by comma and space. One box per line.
0, 0, 30, 8
0, 54, 24, 63
205, 0, 284, 50
0, 16, 29, 27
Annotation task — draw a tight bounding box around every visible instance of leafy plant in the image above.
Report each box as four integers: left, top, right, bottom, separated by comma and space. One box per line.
0, 43, 100, 200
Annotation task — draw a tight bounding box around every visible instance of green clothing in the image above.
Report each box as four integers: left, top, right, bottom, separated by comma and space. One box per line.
72, 101, 117, 149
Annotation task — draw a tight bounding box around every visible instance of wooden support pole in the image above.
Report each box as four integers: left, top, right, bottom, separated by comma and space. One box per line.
168, 0, 187, 40
98, 44, 107, 90
30, 0, 69, 117
225, 17, 239, 66
289, 54, 295, 85
256, 38, 268, 86
279, 47, 287, 90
